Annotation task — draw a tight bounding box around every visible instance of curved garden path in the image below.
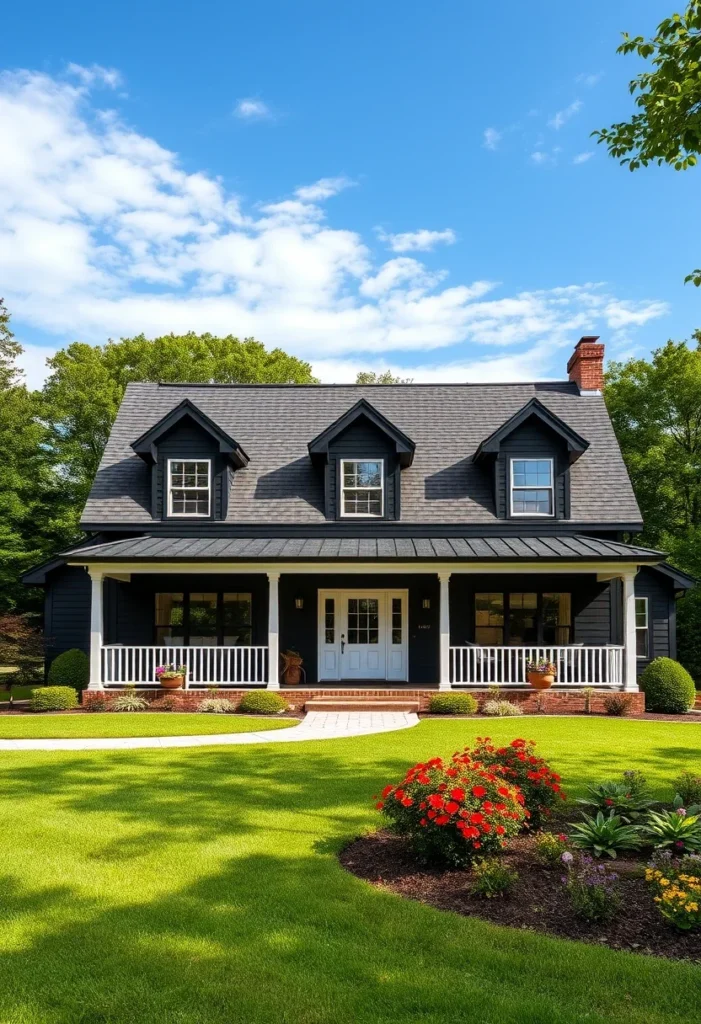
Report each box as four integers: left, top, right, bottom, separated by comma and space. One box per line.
0, 710, 419, 751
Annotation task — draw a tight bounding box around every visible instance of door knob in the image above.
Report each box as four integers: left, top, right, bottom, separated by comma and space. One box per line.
341, 633, 345, 653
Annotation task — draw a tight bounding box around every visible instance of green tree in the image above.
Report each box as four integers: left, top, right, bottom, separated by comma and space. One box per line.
605, 336, 701, 679
0, 301, 69, 612
355, 370, 414, 384
594, 2, 701, 283
42, 332, 317, 508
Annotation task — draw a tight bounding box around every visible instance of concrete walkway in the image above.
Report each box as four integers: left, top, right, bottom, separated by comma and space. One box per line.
0, 710, 419, 751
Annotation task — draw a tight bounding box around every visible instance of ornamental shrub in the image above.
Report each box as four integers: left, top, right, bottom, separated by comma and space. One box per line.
674, 770, 701, 808
564, 856, 621, 922
603, 693, 634, 716
482, 700, 524, 717
640, 657, 696, 714
237, 691, 288, 714
198, 698, 236, 714
109, 693, 149, 712
533, 831, 569, 865
377, 750, 526, 867
464, 737, 565, 828
428, 693, 478, 715
646, 861, 701, 930
30, 686, 79, 712
470, 858, 518, 898
47, 649, 90, 691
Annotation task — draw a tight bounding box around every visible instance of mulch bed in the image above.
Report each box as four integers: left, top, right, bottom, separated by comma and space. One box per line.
340, 829, 701, 962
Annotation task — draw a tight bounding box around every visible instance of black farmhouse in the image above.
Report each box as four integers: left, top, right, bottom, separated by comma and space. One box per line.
23, 336, 694, 696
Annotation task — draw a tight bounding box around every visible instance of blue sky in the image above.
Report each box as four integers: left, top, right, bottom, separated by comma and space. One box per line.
2, 0, 698, 387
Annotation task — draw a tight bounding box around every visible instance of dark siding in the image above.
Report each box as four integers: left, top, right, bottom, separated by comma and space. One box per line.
449, 573, 611, 646
279, 573, 438, 684
326, 417, 399, 520
497, 419, 569, 520
635, 566, 675, 670
45, 566, 91, 668
154, 420, 225, 520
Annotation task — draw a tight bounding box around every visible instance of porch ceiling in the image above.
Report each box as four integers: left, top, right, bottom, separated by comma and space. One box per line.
62, 534, 664, 563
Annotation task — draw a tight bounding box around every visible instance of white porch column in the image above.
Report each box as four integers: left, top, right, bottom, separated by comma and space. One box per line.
438, 571, 452, 690
266, 571, 281, 690
622, 570, 639, 692
88, 568, 104, 690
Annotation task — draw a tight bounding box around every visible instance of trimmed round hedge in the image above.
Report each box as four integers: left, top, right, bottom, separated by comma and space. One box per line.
47, 649, 90, 690
639, 657, 696, 714
237, 691, 289, 714
428, 692, 478, 715
30, 686, 79, 712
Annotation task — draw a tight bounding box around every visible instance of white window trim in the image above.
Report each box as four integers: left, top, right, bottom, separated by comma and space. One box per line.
167, 458, 212, 518
635, 596, 649, 659
509, 457, 555, 518
339, 458, 385, 518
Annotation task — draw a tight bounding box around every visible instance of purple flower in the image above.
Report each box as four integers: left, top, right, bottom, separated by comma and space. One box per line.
675, 840, 685, 849
676, 807, 687, 817
561, 851, 574, 865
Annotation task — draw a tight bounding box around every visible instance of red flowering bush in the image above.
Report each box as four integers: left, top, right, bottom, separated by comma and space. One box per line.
464, 737, 566, 828
377, 751, 526, 867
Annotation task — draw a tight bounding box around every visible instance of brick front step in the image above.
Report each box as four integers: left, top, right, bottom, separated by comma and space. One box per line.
304, 698, 420, 713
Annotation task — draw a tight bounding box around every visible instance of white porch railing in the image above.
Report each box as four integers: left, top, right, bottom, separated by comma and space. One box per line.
101, 646, 268, 687
450, 645, 624, 687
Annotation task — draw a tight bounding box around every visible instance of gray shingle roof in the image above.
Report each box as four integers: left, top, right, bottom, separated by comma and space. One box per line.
82, 381, 641, 526
64, 534, 662, 563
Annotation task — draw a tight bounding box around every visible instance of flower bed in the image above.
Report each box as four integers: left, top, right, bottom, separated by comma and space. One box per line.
340, 828, 701, 961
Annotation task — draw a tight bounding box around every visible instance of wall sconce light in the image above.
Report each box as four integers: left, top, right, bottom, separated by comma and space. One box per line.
295, 597, 304, 610
422, 598, 431, 609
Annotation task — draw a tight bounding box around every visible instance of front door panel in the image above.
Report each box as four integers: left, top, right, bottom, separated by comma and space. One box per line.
317, 590, 408, 682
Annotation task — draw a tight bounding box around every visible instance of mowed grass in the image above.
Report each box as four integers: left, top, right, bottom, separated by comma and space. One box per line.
1, 718, 701, 1024
0, 712, 296, 739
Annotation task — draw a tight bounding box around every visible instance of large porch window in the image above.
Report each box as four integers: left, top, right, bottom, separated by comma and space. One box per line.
155, 592, 252, 646
474, 591, 571, 645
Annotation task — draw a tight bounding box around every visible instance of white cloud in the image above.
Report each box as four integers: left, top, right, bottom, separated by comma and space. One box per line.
483, 127, 502, 151
576, 72, 603, 88
234, 97, 272, 120
377, 228, 457, 253
66, 63, 123, 89
548, 99, 583, 130
15, 340, 58, 390
572, 152, 594, 165
0, 67, 669, 386
294, 177, 355, 202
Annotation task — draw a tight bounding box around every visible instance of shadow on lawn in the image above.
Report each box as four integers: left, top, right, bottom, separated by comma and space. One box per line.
0, 851, 698, 1024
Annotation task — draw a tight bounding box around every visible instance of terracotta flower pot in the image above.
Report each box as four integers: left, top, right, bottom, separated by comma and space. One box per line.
528, 671, 555, 690
281, 652, 303, 686
159, 674, 185, 690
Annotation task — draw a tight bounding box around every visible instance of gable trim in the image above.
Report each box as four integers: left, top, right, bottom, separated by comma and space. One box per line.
308, 398, 416, 467
474, 398, 589, 464
130, 399, 249, 468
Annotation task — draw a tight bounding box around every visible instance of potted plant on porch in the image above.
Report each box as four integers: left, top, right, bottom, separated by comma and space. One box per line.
155, 663, 187, 690
281, 649, 304, 686
526, 658, 557, 690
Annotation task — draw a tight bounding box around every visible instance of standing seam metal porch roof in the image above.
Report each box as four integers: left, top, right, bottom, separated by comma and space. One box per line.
63, 534, 664, 562
81, 381, 642, 526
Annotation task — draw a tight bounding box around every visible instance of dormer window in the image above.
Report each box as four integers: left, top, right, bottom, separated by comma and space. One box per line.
168, 459, 211, 517
341, 459, 384, 517
510, 459, 554, 516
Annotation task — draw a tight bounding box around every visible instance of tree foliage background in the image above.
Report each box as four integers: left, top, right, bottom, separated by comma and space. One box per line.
605, 336, 701, 681
0, 303, 316, 614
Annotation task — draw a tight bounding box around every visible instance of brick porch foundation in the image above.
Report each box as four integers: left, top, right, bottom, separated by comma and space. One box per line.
82, 688, 646, 715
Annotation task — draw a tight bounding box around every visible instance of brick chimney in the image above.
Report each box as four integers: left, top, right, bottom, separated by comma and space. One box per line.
567, 335, 604, 392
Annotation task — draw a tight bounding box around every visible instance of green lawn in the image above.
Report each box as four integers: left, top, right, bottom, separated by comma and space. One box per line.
1, 718, 700, 1024
0, 685, 33, 703
0, 712, 296, 739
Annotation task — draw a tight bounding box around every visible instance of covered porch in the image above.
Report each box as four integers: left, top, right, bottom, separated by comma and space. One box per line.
64, 533, 664, 693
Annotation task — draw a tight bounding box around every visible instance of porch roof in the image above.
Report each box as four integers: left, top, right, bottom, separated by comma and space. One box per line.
62, 534, 665, 563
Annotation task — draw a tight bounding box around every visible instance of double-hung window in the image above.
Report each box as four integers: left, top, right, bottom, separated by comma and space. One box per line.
340, 459, 384, 517
635, 597, 649, 658
167, 459, 211, 517
510, 458, 554, 516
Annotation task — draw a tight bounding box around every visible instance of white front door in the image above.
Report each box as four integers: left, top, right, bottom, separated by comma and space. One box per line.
318, 590, 408, 682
